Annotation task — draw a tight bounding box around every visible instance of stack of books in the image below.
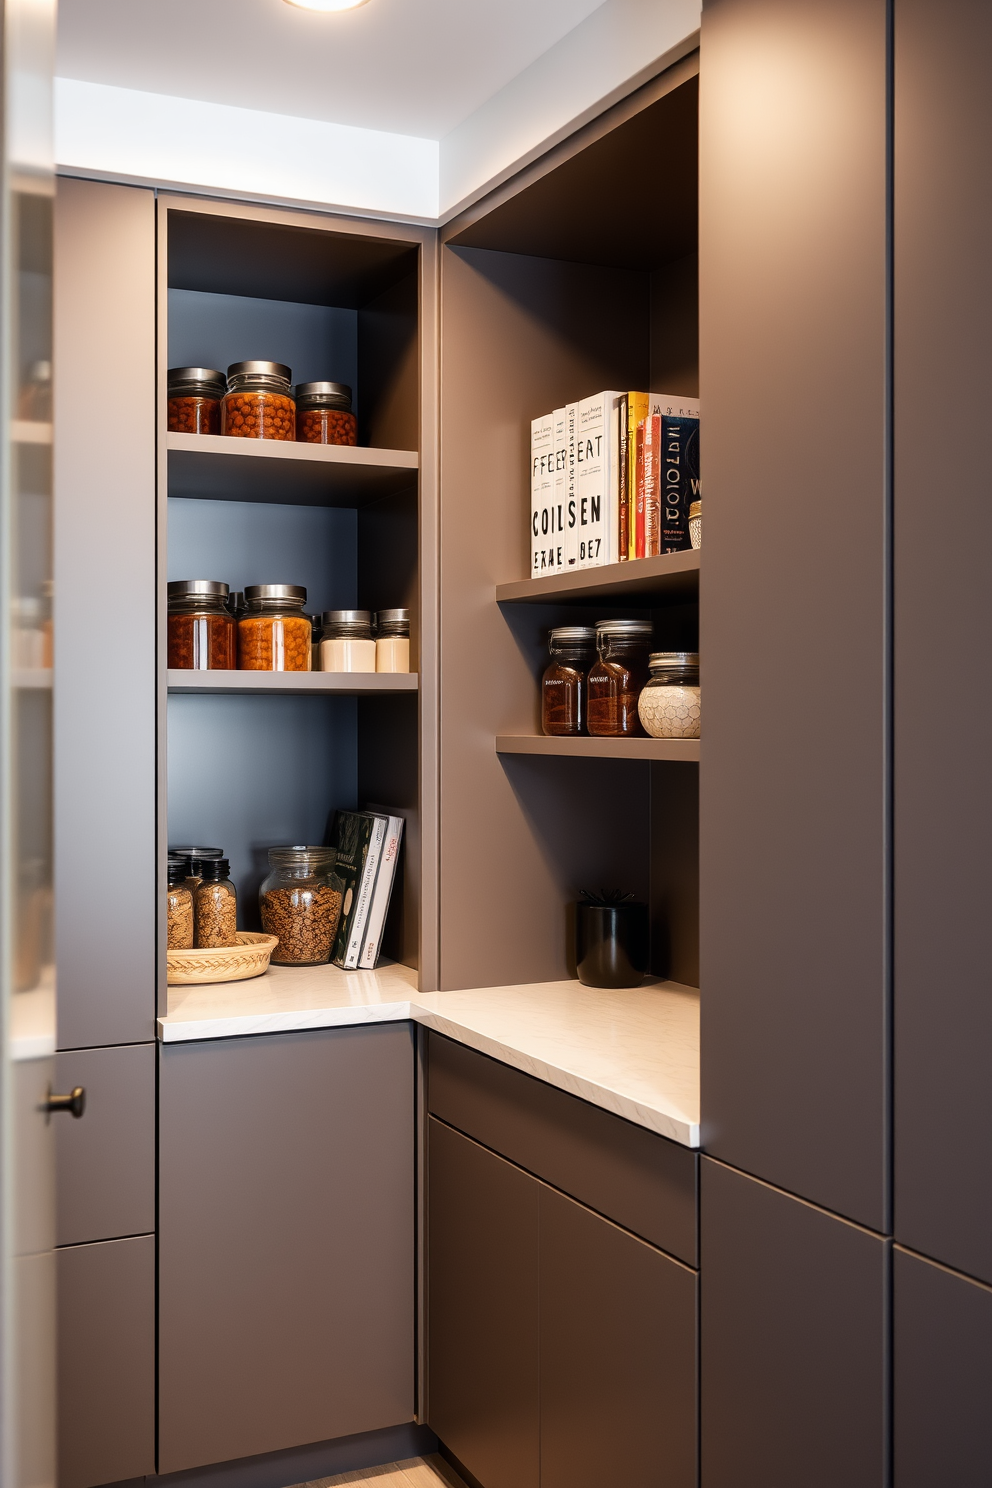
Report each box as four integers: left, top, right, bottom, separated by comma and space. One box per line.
530, 392, 699, 576
329, 807, 405, 969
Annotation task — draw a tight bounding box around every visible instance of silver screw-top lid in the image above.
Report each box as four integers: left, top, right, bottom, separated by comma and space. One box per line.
649, 651, 699, 670
549, 625, 596, 644
167, 367, 226, 394
168, 579, 230, 598
377, 608, 410, 624
321, 609, 373, 626
227, 361, 291, 381
295, 381, 352, 408
595, 619, 653, 637
244, 584, 307, 604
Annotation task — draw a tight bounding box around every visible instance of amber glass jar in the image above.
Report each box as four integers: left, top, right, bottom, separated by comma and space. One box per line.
541, 626, 596, 736
168, 581, 236, 670
167, 368, 225, 435
238, 585, 311, 671
259, 846, 344, 966
586, 620, 653, 737
222, 362, 295, 440
295, 382, 357, 445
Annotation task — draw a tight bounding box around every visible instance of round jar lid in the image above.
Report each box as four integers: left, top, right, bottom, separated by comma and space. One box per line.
295, 381, 352, 408
596, 619, 653, 636
244, 584, 307, 604
228, 361, 291, 381
649, 651, 699, 669
549, 625, 596, 643
168, 579, 230, 599
267, 844, 337, 865
168, 367, 226, 394
170, 846, 223, 864
198, 858, 231, 881
321, 609, 373, 626
377, 608, 410, 625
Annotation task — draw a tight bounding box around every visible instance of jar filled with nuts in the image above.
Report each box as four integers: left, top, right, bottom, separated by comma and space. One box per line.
295, 382, 357, 445
238, 585, 311, 671
168, 580, 236, 670
194, 858, 238, 948
222, 361, 295, 441
167, 367, 226, 435
166, 855, 194, 949
259, 846, 344, 966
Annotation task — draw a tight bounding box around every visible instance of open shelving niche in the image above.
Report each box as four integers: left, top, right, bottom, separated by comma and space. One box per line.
156, 197, 437, 1012
438, 44, 701, 994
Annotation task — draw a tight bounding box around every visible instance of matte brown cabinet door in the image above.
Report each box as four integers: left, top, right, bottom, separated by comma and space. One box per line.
427, 1116, 541, 1488
700, 1160, 885, 1488
540, 1186, 696, 1488
159, 1026, 415, 1475
893, 0, 992, 1285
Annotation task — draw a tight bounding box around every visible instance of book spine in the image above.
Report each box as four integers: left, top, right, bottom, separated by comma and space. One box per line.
530, 413, 555, 577
551, 407, 567, 573
627, 393, 649, 559
644, 412, 662, 557
358, 815, 404, 969
564, 401, 579, 568
609, 399, 620, 568
576, 392, 617, 569
635, 419, 646, 560
343, 815, 387, 968
617, 394, 629, 561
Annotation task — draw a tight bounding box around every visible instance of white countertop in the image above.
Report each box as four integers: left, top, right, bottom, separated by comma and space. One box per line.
159, 964, 700, 1148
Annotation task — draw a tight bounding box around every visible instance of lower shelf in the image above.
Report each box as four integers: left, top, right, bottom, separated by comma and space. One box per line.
496, 735, 700, 762
167, 670, 418, 696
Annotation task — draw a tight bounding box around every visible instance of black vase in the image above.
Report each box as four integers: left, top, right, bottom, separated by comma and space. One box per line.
575, 902, 648, 989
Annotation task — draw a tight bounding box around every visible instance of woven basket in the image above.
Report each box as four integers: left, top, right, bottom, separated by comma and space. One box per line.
167, 931, 279, 986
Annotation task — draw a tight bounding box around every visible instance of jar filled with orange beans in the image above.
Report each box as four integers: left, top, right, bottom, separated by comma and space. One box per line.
222, 361, 295, 441
238, 585, 311, 671
167, 368, 226, 435
295, 382, 358, 446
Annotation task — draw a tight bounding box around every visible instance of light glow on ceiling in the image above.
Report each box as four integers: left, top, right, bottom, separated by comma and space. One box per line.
283, 0, 371, 12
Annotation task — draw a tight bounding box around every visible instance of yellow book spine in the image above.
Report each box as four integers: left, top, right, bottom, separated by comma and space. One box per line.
627, 393, 649, 560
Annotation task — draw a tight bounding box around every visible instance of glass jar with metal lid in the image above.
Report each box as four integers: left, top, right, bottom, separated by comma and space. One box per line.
295, 382, 357, 446
375, 609, 410, 673
167, 367, 226, 435
238, 585, 311, 671
167, 580, 236, 670
259, 846, 344, 966
319, 610, 376, 673
221, 361, 295, 441
586, 619, 654, 737
542, 625, 597, 736
638, 652, 700, 739
166, 855, 194, 949
194, 857, 238, 948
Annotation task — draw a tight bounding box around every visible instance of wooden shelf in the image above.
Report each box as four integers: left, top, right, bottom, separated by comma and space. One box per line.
496, 550, 699, 606
496, 735, 699, 762
166, 432, 419, 507
168, 670, 418, 697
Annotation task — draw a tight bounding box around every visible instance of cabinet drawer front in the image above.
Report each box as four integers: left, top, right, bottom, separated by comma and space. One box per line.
428, 1033, 697, 1265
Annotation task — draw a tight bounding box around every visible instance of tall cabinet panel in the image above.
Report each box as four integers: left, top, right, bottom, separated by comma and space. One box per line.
53, 179, 156, 1049
893, 0, 992, 1284
698, 0, 889, 1226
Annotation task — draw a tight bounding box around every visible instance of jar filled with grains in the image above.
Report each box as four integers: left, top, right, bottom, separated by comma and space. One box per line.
638, 652, 700, 739
319, 610, 376, 673
166, 856, 194, 950
375, 609, 410, 673
167, 367, 226, 435
259, 846, 344, 966
168, 580, 236, 670
222, 361, 295, 441
541, 625, 597, 736
586, 620, 653, 737
238, 585, 311, 671
171, 846, 224, 890
194, 857, 238, 948
295, 382, 357, 445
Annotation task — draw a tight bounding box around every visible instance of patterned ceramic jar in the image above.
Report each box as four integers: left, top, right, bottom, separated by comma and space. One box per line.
637, 652, 700, 739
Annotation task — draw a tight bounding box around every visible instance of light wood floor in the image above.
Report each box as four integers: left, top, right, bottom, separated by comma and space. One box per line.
297, 1453, 466, 1488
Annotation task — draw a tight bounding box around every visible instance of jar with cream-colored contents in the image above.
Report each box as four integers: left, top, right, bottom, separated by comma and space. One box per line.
637, 652, 700, 738
222, 361, 295, 440
375, 609, 410, 673
319, 611, 376, 673
238, 585, 311, 671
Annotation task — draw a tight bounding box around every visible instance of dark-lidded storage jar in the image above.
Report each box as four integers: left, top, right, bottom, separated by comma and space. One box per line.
238, 585, 311, 671
222, 361, 295, 440
194, 858, 238, 948
541, 625, 597, 736
166, 856, 194, 950
586, 619, 653, 737
167, 367, 226, 435
295, 382, 357, 446
167, 581, 236, 670
259, 846, 344, 966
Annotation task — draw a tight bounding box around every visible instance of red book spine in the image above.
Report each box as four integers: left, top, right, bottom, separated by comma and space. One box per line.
635, 420, 646, 560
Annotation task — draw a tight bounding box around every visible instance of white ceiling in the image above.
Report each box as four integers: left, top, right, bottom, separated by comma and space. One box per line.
55, 0, 608, 140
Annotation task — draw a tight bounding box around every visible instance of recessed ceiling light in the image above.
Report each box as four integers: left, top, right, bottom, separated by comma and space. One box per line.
284, 0, 370, 10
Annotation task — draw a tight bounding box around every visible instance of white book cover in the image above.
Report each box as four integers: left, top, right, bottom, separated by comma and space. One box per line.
564, 401, 579, 569
530, 412, 555, 578
551, 406, 567, 574
343, 813, 387, 968
358, 810, 404, 969
575, 391, 621, 568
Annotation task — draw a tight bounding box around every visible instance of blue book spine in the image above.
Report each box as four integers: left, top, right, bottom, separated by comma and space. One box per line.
661, 414, 700, 552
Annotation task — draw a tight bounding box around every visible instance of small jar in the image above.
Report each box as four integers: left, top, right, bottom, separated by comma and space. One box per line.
222, 361, 295, 441
194, 857, 238, 948
168, 580, 236, 670
689, 500, 702, 550
638, 652, 700, 739
259, 846, 345, 966
167, 368, 226, 435
295, 382, 357, 446
238, 585, 311, 671
586, 620, 653, 737
170, 846, 224, 890
541, 625, 597, 736
166, 856, 194, 950
375, 609, 410, 673
319, 611, 376, 673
